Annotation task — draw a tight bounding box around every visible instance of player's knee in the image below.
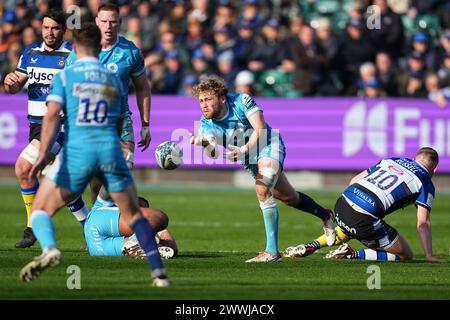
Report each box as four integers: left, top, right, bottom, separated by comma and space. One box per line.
258, 194, 277, 210
399, 250, 413, 261
15, 157, 32, 180
256, 167, 278, 189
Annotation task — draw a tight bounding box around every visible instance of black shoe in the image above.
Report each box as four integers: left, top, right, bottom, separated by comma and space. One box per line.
15, 227, 37, 248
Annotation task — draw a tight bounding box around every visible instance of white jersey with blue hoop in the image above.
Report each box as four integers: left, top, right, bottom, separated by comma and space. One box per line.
343, 157, 435, 219
16, 41, 72, 123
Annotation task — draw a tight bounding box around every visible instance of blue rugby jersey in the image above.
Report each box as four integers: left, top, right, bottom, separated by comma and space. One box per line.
343, 157, 435, 219
16, 41, 72, 123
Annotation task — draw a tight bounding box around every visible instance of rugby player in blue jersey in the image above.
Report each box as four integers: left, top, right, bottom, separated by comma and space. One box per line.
189, 76, 336, 263
85, 187, 178, 260
287, 147, 445, 263
4, 10, 89, 249
19, 24, 170, 286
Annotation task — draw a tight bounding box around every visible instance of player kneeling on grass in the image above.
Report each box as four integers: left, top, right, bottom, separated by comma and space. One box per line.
284, 147, 445, 263
85, 187, 178, 260
190, 76, 336, 263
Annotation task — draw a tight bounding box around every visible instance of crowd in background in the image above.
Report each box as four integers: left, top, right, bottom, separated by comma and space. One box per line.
1, 0, 450, 106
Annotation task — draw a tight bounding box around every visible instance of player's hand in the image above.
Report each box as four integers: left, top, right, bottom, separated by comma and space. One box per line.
4, 72, 21, 90
28, 153, 49, 182
224, 144, 247, 162
138, 125, 151, 151
189, 133, 204, 146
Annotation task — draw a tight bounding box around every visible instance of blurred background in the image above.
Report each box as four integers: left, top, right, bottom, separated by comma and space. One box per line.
0, 0, 449, 191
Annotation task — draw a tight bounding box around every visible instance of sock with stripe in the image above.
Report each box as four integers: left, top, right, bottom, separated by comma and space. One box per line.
294, 192, 330, 221
21, 183, 39, 228
30, 210, 57, 251
67, 196, 88, 228
315, 226, 350, 247
355, 249, 400, 261
131, 216, 166, 278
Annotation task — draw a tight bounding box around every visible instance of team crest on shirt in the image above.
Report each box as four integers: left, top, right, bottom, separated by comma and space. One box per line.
107, 62, 119, 73
388, 165, 404, 175
58, 59, 65, 67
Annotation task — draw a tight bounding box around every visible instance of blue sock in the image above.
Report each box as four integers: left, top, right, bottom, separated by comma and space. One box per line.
294, 192, 330, 221
356, 249, 400, 261
261, 206, 279, 254
30, 210, 57, 251
131, 216, 166, 278
67, 196, 88, 228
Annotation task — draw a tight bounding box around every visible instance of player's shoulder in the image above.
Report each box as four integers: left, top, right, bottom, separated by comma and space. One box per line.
117, 36, 141, 53
228, 92, 259, 111
22, 42, 43, 55
60, 41, 73, 52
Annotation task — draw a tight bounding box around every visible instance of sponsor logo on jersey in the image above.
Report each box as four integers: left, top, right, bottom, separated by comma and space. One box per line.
30, 58, 38, 64
112, 53, 124, 60
27, 68, 55, 83
388, 165, 404, 175
107, 62, 118, 73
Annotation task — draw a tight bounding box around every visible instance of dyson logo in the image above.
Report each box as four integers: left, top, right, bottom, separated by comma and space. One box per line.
343, 102, 449, 157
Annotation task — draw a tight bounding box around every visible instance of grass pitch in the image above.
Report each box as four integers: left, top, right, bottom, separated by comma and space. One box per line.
0, 184, 449, 300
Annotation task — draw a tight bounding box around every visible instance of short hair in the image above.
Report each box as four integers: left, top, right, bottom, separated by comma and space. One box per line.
416, 147, 439, 169
97, 3, 120, 16
192, 75, 228, 99
43, 9, 67, 28
73, 23, 101, 55
138, 196, 150, 208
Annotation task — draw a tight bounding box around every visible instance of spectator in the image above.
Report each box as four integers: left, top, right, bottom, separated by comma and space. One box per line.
288, 24, 328, 96
161, 50, 185, 94
14, 0, 32, 34
214, 0, 236, 29
239, 0, 266, 29
357, 62, 377, 95
213, 24, 236, 57
21, 26, 37, 47
425, 72, 450, 108
184, 17, 204, 53
145, 52, 165, 93
179, 74, 199, 96
376, 52, 398, 96
397, 51, 429, 97
437, 51, 450, 86
190, 48, 215, 78
247, 19, 288, 73
136, 0, 160, 54
216, 50, 238, 90
234, 69, 256, 95
368, 0, 405, 60
124, 15, 144, 50
157, 31, 190, 66
360, 78, 386, 98
411, 32, 438, 70
338, 18, 376, 95
234, 19, 258, 69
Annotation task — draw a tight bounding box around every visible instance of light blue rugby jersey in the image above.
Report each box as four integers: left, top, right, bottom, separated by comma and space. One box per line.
343, 157, 435, 219
46, 57, 126, 148
16, 41, 72, 123
66, 36, 145, 114
198, 93, 283, 167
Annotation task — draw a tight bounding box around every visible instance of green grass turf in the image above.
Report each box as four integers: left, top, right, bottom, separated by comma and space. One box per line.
0, 185, 449, 300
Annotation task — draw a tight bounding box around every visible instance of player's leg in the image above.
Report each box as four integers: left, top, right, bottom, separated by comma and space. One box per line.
273, 172, 336, 246
14, 138, 41, 248
245, 157, 282, 263
20, 177, 78, 282
109, 183, 169, 286
284, 226, 350, 258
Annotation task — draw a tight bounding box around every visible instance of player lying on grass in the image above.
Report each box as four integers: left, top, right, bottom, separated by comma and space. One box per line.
85, 187, 178, 260
284, 147, 445, 263
189, 76, 336, 263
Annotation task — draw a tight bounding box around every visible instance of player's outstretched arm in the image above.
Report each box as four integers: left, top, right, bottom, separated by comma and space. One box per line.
132, 73, 151, 151
29, 102, 61, 181
4, 71, 27, 94
417, 206, 446, 263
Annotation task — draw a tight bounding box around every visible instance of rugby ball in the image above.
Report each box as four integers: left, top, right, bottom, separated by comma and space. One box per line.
155, 141, 182, 170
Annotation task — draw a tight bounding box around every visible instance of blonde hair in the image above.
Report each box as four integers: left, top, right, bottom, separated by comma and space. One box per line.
192, 75, 228, 99
416, 147, 439, 170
